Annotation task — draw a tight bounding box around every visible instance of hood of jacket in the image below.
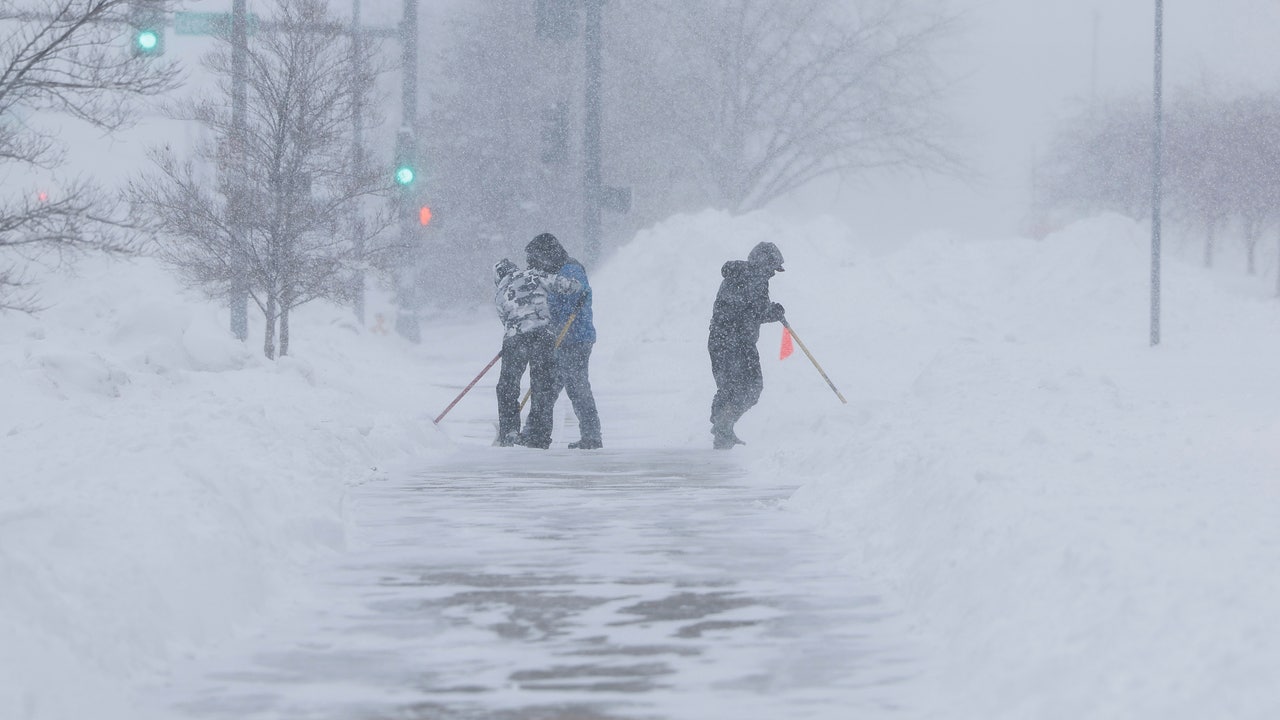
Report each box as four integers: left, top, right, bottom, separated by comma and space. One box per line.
722, 259, 770, 279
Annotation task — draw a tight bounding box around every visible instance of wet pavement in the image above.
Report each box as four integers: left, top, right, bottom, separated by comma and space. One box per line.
157, 448, 915, 719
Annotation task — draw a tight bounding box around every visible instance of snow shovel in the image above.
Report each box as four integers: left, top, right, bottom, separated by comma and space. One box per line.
782, 319, 847, 404
517, 290, 590, 412
433, 350, 502, 424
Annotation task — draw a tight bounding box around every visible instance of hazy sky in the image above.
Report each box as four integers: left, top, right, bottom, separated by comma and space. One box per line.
38, 0, 1280, 244
780, 0, 1280, 241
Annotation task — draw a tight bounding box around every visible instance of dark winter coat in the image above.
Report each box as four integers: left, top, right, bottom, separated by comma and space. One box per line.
708, 260, 784, 347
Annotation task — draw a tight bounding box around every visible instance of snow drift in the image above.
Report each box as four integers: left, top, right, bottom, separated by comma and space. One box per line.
4, 207, 1279, 719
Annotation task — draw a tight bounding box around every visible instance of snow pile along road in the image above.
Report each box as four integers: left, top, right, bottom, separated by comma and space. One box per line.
0, 255, 448, 720
594, 209, 1280, 719
4, 207, 1279, 719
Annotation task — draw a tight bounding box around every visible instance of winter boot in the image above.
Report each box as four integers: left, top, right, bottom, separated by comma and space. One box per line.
517, 432, 551, 450
711, 421, 746, 449
568, 438, 603, 450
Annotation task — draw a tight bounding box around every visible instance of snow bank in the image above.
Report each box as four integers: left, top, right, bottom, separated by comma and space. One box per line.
0, 255, 449, 719
595, 208, 1280, 718
6, 205, 1279, 719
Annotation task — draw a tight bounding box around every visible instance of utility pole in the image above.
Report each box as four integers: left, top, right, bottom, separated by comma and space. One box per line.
1090, 10, 1100, 114
581, 0, 603, 266
351, 0, 367, 326
393, 0, 421, 342
1150, 0, 1163, 347
229, 0, 249, 341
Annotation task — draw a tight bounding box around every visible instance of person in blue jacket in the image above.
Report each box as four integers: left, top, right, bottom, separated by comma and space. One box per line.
492, 257, 582, 449
525, 233, 603, 450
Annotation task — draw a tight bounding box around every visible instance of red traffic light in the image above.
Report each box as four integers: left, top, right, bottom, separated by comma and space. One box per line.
418, 206, 432, 226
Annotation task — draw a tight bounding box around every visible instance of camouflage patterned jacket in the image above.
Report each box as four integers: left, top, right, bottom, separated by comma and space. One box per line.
494, 269, 583, 338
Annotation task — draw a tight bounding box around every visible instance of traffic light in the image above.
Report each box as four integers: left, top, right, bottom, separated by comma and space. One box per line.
129, 0, 165, 57
393, 129, 418, 189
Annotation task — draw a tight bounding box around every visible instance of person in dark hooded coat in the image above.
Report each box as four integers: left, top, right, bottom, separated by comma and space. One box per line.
525, 232, 603, 450
707, 241, 786, 449
492, 254, 581, 449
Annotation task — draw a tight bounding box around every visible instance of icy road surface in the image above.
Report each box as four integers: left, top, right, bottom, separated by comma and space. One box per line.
155, 446, 915, 719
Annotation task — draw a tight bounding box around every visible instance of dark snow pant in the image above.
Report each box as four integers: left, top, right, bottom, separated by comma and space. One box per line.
551, 341, 602, 445
496, 329, 557, 447
708, 336, 763, 443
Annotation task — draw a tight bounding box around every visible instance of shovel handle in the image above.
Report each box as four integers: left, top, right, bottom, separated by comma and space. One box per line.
782, 319, 847, 405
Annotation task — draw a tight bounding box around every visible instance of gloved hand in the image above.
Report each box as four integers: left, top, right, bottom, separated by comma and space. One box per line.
771, 302, 785, 321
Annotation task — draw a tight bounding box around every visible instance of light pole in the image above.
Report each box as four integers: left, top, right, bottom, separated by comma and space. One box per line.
581, 0, 603, 266
392, 0, 421, 343
229, 0, 249, 341
351, 0, 367, 326
1150, 0, 1163, 347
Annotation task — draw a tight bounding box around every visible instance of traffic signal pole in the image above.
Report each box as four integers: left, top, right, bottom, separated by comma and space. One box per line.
393, 0, 421, 342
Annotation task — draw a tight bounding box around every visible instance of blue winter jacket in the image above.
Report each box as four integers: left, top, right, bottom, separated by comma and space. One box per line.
548, 258, 595, 345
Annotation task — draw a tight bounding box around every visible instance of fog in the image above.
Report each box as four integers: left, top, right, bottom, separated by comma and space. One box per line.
778, 0, 1280, 241
16, 0, 1280, 307
340, 0, 1280, 249
45, 2, 1280, 220
7, 3, 1280, 716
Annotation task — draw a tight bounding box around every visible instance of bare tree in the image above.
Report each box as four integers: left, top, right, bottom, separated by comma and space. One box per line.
417, 0, 966, 310
1216, 94, 1280, 277
0, 0, 180, 311
1165, 90, 1242, 269
1035, 97, 1152, 222
1038, 86, 1280, 297
129, 0, 396, 358
613, 0, 964, 212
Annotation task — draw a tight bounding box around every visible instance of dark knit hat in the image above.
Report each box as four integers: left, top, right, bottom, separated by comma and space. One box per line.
525, 232, 568, 272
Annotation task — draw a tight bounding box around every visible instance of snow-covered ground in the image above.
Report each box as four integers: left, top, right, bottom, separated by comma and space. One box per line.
3, 209, 1279, 719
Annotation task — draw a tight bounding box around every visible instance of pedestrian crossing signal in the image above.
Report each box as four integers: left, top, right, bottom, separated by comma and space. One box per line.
418, 206, 432, 226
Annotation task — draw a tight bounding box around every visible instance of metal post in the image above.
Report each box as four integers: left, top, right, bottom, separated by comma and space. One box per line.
581, 0, 603, 266
229, 0, 249, 341
1090, 10, 1100, 114
352, 0, 367, 326
393, 0, 421, 342
1150, 0, 1163, 347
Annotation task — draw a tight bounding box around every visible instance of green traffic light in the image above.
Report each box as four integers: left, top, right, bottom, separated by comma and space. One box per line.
394, 166, 415, 186
135, 29, 160, 53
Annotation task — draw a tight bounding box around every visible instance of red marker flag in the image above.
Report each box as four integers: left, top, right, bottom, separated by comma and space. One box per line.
779, 326, 794, 360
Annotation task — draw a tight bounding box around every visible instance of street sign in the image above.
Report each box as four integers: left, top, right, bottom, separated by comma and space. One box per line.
174, 11, 258, 36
